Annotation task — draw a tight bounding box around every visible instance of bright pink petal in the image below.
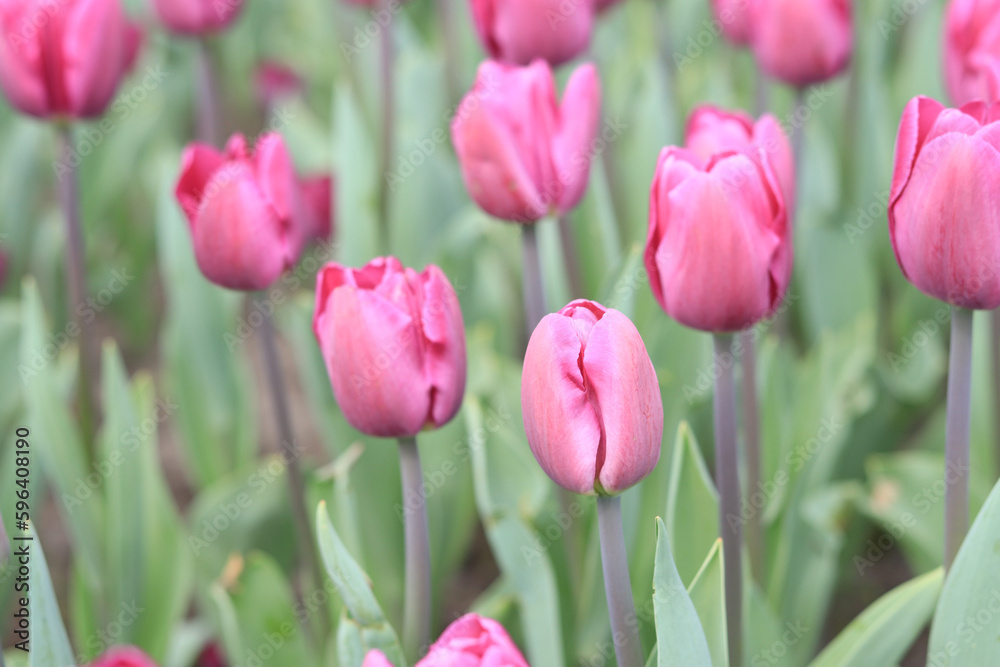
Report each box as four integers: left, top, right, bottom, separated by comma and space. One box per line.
553, 63, 601, 214
63, 0, 128, 117
420, 265, 467, 429
176, 143, 226, 224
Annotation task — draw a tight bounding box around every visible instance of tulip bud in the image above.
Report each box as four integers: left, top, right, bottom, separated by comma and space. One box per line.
452, 59, 601, 223
313, 257, 467, 438
151, 0, 244, 35
175, 133, 307, 291
750, 0, 853, 87
421, 614, 530, 666
522, 300, 663, 496
88, 646, 158, 667
645, 140, 790, 333
711, 0, 753, 46
685, 104, 796, 219
470, 0, 593, 66
944, 0, 1000, 105
0, 0, 142, 120
889, 96, 1000, 309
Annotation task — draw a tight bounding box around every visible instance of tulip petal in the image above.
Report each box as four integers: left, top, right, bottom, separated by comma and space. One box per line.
420, 266, 467, 429
0, 3, 49, 116
553, 63, 601, 214
175, 143, 225, 224
362, 651, 395, 667
253, 133, 303, 264
63, 0, 127, 118
890, 96, 945, 214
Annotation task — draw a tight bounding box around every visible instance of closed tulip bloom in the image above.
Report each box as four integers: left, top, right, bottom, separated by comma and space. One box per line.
452, 59, 601, 223
175, 133, 306, 291
645, 142, 790, 333
421, 614, 530, 666
944, 0, 1000, 105
362, 651, 394, 667
299, 174, 335, 243
889, 96, 1000, 309
751, 0, 852, 87
313, 257, 467, 438
151, 0, 243, 34
685, 104, 796, 217
0, 0, 142, 119
470, 0, 593, 67
89, 647, 159, 667
711, 0, 753, 46
522, 300, 663, 496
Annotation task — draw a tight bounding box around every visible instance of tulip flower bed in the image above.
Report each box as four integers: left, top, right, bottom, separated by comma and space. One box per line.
3, 0, 1000, 666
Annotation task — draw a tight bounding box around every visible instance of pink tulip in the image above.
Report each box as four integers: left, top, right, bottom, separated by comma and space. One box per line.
522, 300, 663, 496
711, 0, 753, 46
89, 646, 159, 667
313, 257, 467, 438
889, 96, 1000, 309
751, 0, 852, 87
452, 59, 601, 223
470, 0, 593, 67
362, 651, 394, 667
299, 174, 335, 243
420, 614, 530, 666
685, 104, 796, 218
0, 0, 142, 119
175, 133, 307, 291
255, 61, 304, 110
944, 0, 1000, 105
151, 0, 243, 35
645, 141, 790, 333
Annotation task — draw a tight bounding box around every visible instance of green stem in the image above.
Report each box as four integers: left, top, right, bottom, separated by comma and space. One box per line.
196, 38, 220, 145
740, 331, 765, 586
437, 0, 461, 106
714, 333, 742, 667
521, 223, 547, 336
399, 436, 432, 657
945, 307, 974, 571
991, 309, 1000, 480
557, 214, 585, 299
377, 0, 395, 255
596, 495, 643, 667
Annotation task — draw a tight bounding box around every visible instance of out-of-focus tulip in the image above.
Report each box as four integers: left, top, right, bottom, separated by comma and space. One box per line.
944, 0, 1000, 105
711, 0, 753, 46
522, 300, 663, 496
194, 643, 226, 667
750, 0, 852, 87
596, 0, 626, 12
362, 651, 394, 667
685, 104, 796, 215
0, 0, 142, 119
89, 646, 159, 667
255, 61, 304, 110
299, 174, 334, 243
470, 0, 593, 67
889, 96, 1000, 309
452, 59, 601, 223
421, 614, 530, 666
151, 0, 243, 35
313, 257, 467, 438
645, 141, 790, 333
175, 133, 306, 291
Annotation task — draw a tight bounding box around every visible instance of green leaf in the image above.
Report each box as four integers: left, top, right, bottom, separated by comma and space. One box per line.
809, 568, 942, 667
653, 518, 713, 667
29, 528, 75, 667
686, 539, 728, 667
928, 476, 1000, 665
665, 422, 719, 586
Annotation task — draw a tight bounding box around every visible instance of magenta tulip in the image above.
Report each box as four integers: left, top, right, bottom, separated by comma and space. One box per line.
944, 0, 1000, 105
470, 0, 593, 66
255, 61, 304, 109
89, 646, 159, 667
0, 0, 142, 119
711, 0, 753, 46
151, 0, 243, 35
299, 174, 335, 243
175, 133, 307, 291
313, 257, 467, 438
645, 140, 790, 333
362, 652, 394, 667
889, 96, 1000, 309
750, 0, 853, 87
685, 104, 796, 218
522, 300, 663, 496
420, 614, 530, 666
452, 59, 601, 223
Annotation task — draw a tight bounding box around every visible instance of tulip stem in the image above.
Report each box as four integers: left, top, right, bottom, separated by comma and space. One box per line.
196, 38, 220, 145
521, 224, 547, 336
437, 0, 461, 106
399, 436, 432, 657
257, 303, 329, 643
945, 307, 974, 571
596, 495, 643, 667
378, 0, 396, 255
558, 214, 585, 299
713, 333, 743, 667
991, 309, 1000, 479
740, 331, 765, 586
58, 125, 98, 456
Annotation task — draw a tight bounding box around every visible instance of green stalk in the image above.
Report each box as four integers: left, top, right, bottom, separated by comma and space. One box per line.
521, 223, 547, 335
944, 307, 974, 570
399, 436, 432, 657
597, 495, 643, 667
377, 0, 396, 255
196, 38, 220, 145
740, 331, 764, 586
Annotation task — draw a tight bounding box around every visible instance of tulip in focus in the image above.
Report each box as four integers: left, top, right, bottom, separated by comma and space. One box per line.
175, 133, 307, 291
362, 614, 529, 666
470, 0, 593, 67
645, 139, 790, 333
888, 96, 1000, 309
452, 59, 601, 223
751, 0, 853, 87
711, 0, 754, 46
944, 0, 1000, 105
522, 300, 663, 496
151, 0, 244, 35
89, 646, 159, 667
313, 257, 467, 438
0, 0, 142, 119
